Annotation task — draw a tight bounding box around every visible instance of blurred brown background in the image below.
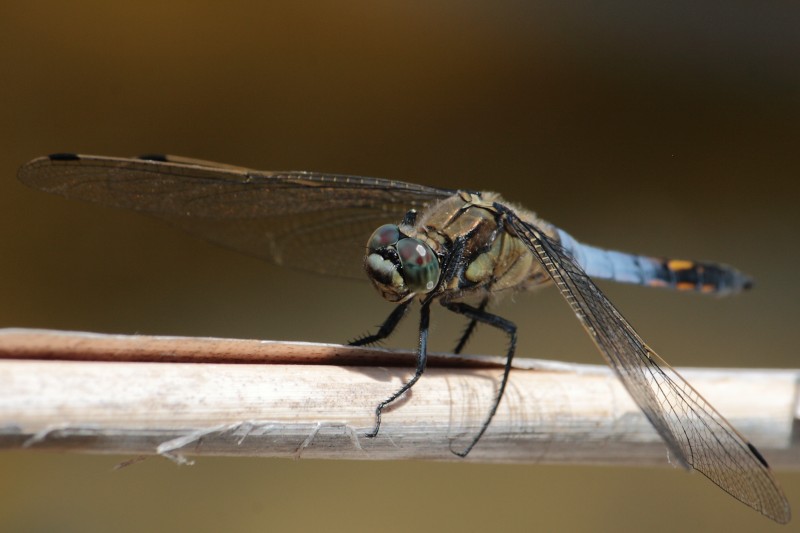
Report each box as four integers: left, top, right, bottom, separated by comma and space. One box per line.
0, 2, 798, 532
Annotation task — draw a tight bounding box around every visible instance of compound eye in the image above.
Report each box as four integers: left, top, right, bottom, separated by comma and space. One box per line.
368, 224, 400, 252
396, 238, 440, 293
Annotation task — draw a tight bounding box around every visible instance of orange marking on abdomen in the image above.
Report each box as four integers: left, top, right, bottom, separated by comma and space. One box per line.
701, 284, 716, 293
676, 281, 696, 291
648, 279, 669, 288
667, 259, 695, 271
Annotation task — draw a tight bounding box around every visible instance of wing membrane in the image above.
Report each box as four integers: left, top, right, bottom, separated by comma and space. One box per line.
503, 208, 790, 524
18, 154, 453, 279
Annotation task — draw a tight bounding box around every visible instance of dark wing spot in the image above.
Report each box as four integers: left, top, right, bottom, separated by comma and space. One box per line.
747, 442, 770, 468
48, 153, 80, 161
137, 154, 169, 162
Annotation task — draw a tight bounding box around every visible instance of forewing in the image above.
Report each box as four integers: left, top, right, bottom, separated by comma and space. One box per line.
18, 154, 453, 279
502, 209, 790, 524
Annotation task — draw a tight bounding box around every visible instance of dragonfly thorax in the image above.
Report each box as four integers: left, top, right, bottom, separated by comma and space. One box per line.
364, 224, 441, 302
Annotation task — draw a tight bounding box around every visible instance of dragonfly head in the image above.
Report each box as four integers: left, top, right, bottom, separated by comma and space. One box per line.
364, 224, 441, 302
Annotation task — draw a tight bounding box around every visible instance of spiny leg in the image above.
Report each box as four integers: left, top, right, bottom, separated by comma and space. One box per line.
364, 299, 432, 438
349, 299, 412, 346
452, 296, 489, 354
444, 302, 517, 457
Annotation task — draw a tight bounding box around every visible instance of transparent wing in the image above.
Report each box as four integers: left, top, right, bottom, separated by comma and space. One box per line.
502, 208, 790, 524
18, 154, 454, 279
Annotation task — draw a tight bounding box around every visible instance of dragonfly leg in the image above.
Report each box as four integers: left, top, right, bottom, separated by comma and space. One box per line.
452, 296, 489, 354
349, 299, 412, 346
364, 299, 432, 438
444, 302, 517, 457
364, 235, 469, 438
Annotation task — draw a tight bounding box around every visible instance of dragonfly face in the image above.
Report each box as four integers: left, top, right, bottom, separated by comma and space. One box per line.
17, 153, 789, 524
364, 223, 440, 302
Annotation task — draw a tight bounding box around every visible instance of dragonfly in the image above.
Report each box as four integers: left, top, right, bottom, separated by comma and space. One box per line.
18, 153, 790, 523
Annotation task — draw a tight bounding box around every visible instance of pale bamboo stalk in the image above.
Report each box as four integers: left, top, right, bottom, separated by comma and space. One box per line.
0, 328, 797, 468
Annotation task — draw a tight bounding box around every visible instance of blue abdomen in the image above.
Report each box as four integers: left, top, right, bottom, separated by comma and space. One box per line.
556, 229, 752, 295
